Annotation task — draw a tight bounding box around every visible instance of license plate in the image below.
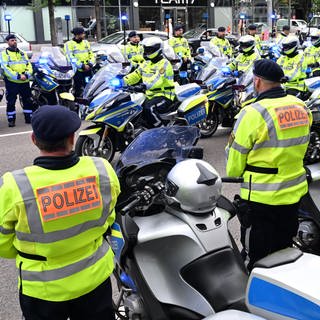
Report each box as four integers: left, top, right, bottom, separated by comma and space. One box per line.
186, 105, 207, 125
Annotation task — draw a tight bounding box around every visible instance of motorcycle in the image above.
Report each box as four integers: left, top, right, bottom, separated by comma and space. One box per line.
110, 126, 320, 320
196, 59, 254, 137
29, 47, 77, 110
75, 63, 208, 162
259, 41, 281, 61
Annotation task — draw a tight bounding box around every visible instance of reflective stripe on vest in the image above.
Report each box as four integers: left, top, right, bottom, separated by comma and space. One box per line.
0, 226, 14, 234
241, 172, 306, 191
21, 240, 109, 282
250, 102, 310, 150
12, 157, 112, 243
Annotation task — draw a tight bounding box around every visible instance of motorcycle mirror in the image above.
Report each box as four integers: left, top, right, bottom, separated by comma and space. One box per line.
59, 92, 75, 101
181, 147, 203, 160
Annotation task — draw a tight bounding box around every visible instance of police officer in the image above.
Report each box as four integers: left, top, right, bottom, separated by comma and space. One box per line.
210, 26, 233, 58
277, 36, 308, 97
276, 25, 290, 45
168, 25, 191, 69
247, 24, 262, 53
228, 35, 260, 73
0, 105, 120, 319
123, 37, 175, 128
304, 29, 320, 77
64, 27, 95, 98
122, 31, 144, 66
0, 34, 33, 127
226, 60, 311, 271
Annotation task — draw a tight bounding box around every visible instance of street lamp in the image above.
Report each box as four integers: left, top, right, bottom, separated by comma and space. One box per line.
4, 13, 11, 35
64, 15, 71, 41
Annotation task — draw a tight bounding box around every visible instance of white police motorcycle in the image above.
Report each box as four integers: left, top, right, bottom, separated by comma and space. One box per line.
109, 126, 320, 320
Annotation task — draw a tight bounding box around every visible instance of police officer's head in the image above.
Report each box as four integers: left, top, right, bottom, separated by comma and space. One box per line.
5, 34, 17, 49
247, 24, 257, 36
281, 36, 299, 56
282, 25, 290, 36
142, 37, 163, 60
71, 27, 86, 40
310, 29, 320, 47
217, 26, 226, 39
239, 35, 255, 54
128, 31, 140, 44
174, 25, 184, 37
31, 105, 81, 154
253, 59, 285, 94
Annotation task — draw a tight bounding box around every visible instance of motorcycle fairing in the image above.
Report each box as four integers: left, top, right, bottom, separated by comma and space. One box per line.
132, 206, 235, 316
206, 87, 234, 108
94, 101, 143, 132
35, 74, 59, 92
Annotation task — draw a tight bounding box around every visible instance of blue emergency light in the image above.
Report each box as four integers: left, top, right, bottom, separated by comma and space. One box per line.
4, 14, 12, 21
110, 78, 122, 88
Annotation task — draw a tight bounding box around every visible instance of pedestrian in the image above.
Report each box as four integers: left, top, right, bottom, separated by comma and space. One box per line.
228, 35, 260, 73
64, 27, 95, 98
0, 105, 120, 320
122, 31, 144, 67
123, 37, 175, 128
0, 34, 34, 127
277, 36, 308, 97
210, 26, 233, 58
226, 59, 312, 271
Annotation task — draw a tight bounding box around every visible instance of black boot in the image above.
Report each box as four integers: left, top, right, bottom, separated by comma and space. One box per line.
8, 120, 15, 127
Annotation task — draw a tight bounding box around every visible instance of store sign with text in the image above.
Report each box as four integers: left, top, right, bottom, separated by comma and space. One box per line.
139, 0, 207, 6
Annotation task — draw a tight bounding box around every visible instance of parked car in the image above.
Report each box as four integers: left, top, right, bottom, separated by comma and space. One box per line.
91, 30, 169, 55
0, 32, 32, 58
183, 28, 238, 53
300, 15, 320, 40
276, 19, 307, 35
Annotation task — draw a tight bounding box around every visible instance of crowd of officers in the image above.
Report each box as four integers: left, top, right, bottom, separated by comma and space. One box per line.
0, 21, 316, 319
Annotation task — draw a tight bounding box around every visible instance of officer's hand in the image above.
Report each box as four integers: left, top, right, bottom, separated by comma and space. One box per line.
20, 74, 27, 81
83, 64, 91, 71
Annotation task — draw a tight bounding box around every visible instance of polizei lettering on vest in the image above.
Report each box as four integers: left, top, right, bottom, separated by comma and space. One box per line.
275, 105, 309, 129
36, 176, 101, 221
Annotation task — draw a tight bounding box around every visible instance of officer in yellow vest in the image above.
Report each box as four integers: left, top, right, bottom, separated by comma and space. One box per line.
226, 60, 311, 271
210, 26, 233, 58
0, 105, 120, 319
277, 36, 308, 98
64, 27, 95, 98
122, 31, 144, 66
304, 29, 320, 77
228, 35, 260, 73
0, 34, 34, 127
276, 25, 290, 46
247, 24, 262, 53
168, 25, 191, 66
123, 37, 175, 128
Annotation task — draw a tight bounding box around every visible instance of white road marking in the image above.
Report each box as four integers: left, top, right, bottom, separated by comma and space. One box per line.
0, 130, 32, 138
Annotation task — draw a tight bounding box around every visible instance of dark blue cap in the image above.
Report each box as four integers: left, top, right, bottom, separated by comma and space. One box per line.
128, 31, 138, 38
218, 26, 226, 32
31, 105, 81, 142
174, 25, 184, 32
5, 34, 16, 41
72, 27, 85, 35
253, 59, 285, 83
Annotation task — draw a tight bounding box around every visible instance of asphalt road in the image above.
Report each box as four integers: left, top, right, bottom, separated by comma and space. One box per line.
0, 104, 241, 319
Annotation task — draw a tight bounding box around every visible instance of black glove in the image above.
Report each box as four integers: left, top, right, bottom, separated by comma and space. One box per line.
308, 62, 320, 69
132, 84, 147, 93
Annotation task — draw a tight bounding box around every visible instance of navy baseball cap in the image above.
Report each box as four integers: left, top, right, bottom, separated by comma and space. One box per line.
253, 59, 285, 83
5, 34, 16, 41
31, 105, 81, 143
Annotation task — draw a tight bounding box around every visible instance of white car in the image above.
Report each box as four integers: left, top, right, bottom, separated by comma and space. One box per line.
91, 30, 168, 55
0, 32, 33, 58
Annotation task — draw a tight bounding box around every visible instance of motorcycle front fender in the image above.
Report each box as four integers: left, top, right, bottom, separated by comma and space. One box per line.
78, 126, 106, 149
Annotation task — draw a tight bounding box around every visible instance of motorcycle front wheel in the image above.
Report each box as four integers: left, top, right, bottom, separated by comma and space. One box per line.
75, 135, 115, 162
198, 107, 219, 138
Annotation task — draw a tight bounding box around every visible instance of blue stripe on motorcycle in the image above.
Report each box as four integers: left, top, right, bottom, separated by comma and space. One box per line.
248, 277, 320, 320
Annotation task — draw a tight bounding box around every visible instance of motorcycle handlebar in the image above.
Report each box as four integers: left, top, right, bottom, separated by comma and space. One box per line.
120, 196, 142, 216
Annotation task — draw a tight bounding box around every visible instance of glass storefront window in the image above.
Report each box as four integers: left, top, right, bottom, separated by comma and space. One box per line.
188, 7, 208, 30
139, 7, 162, 31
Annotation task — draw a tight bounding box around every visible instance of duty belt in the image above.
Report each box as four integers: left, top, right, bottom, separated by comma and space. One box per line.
245, 164, 278, 174
150, 86, 175, 92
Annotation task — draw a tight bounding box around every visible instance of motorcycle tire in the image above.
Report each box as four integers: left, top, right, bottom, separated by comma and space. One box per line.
75, 135, 115, 162
198, 107, 219, 138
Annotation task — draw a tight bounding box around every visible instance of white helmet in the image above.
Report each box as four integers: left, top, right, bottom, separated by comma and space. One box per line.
165, 159, 222, 214
239, 35, 255, 53
141, 37, 163, 60
282, 36, 299, 55
310, 30, 320, 47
